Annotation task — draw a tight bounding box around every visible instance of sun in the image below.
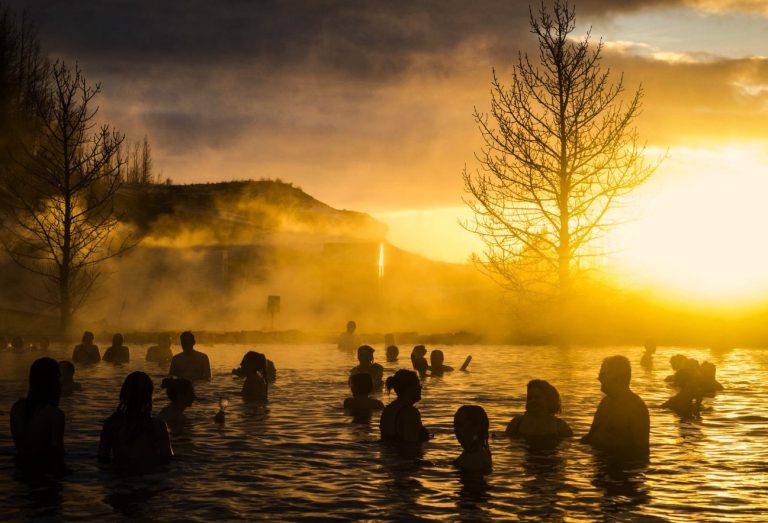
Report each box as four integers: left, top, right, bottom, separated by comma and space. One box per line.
604, 143, 768, 305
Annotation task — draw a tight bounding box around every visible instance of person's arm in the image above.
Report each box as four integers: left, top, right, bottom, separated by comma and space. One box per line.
203, 354, 211, 381
168, 356, 177, 377
556, 417, 573, 438
629, 401, 650, 456
155, 419, 174, 460
505, 415, 522, 436
399, 407, 427, 443
581, 400, 606, 444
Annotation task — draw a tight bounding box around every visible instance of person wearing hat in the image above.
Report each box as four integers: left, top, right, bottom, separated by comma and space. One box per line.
350, 345, 383, 388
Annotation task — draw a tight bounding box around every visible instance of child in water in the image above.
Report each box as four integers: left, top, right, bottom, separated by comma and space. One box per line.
454, 405, 492, 474
158, 377, 195, 434
505, 380, 573, 439
98, 371, 173, 469
410, 345, 428, 379
344, 373, 384, 418
379, 369, 430, 443
58, 360, 82, 396
429, 350, 454, 376
240, 351, 268, 403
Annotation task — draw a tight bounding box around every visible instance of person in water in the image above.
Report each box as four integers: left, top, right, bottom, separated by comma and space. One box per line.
146, 333, 174, 363
158, 377, 195, 434
454, 405, 492, 474
344, 372, 384, 417
232, 354, 277, 383
662, 357, 703, 418
338, 320, 359, 351
505, 379, 572, 438
699, 361, 723, 396
103, 333, 130, 364
240, 351, 268, 403
386, 345, 399, 363
169, 331, 211, 381
380, 369, 430, 443
98, 371, 173, 468
429, 349, 454, 376
410, 345, 429, 379
350, 345, 384, 387
10, 357, 65, 466
581, 355, 650, 459
58, 360, 82, 396
640, 339, 656, 369
665, 354, 689, 385
72, 331, 100, 364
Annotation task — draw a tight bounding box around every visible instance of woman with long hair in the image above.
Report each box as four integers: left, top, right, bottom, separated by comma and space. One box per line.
379, 369, 430, 443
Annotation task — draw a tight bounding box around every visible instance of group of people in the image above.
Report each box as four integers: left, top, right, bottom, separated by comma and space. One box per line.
8, 324, 720, 478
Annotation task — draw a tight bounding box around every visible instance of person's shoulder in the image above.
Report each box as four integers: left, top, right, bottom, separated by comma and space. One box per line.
556, 417, 573, 436
10, 398, 25, 416
371, 399, 385, 409
343, 397, 354, 409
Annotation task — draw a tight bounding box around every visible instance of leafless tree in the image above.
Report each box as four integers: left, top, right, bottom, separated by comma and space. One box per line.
2, 61, 129, 332
463, 1, 657, 305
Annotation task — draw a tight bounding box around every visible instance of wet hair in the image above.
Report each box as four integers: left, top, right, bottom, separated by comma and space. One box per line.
112, 333, 124, 347
161, 377, 195, 403
526, 379, 561, 414
385, 369, 420, 397
601, 355, 632, 386
350, 372, 373, 396
180, 331, 195, 348
58, 360, 75, 379
240, 351, 269, 395
454, 405, 490, 450
25, 357, 61, 418
430, 350, 444, 367
118, 372, 154, 416
346, 320, 356, 333
82, 331, 94, 343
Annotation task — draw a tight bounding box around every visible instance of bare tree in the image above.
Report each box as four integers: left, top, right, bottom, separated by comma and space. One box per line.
1, 61, 129, 332
463, 1, 657, 305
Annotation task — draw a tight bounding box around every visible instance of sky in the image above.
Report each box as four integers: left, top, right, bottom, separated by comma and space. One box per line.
7, 0, 768, 300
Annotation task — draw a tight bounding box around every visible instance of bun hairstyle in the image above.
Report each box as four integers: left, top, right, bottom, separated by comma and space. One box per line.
161, 377, 194, 402
385, 369, 420, 396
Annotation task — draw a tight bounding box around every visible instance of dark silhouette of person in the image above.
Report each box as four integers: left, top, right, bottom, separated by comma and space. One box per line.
146, 333, 173, 363
344, 372, 384, 418
640, 339, 656, 369
429, 349, 453, 376
10, 358, 65, 466
662, 357, 703, 418
103, 333, 130, 364
665, 354, 688, 385
581, 355, 650, 459
168, 331, 211, 381
232, 353, 277, 383
410, 345, 428, 379
699, 361, 723, 396
240, 351, 268, 403
380, 369, 430, 443
10, 335, 27, 353
454, 405, 492, 474
386, 345, 399, 362
98, 371, 173, 469
506, 379, 572, 439
72, 331, 100, 364
58, 361, 82, 396
338, 320, 359, 351
350, 345, 384, 387
158, 377, 195, 434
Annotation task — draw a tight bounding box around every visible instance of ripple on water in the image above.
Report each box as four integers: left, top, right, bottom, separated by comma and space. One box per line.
0, 344, 766, 521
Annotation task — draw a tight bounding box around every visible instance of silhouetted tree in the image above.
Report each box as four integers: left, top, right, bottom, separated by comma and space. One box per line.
463, 2, 656, 307
124, 135, 157, 184
1, 61, 129, 332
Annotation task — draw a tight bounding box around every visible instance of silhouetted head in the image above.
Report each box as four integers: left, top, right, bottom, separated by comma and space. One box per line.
670, 354, 687, 371
430, 350, 445, 368
11, 336, 24, 350
701, 361, 716, 379
599, 355, 632, 395
385, 369, 422, 403
27, 357, 61, 412
350, 372, 373, 397
454, 405, 490, 450
526, 379, 561, 415
180, 331, 195, 351
643, 339, 656, 355
111, 333, 124, 347
346, 320, 356, 334
357, 345, 374, 365
58, 360, 75, 381
161, 377, 195, 407
118, 371, 154, 416
411, 345, 427, 358
82, 331, 94, 344
241, 351, 267, 376
386, 345, 399, 362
